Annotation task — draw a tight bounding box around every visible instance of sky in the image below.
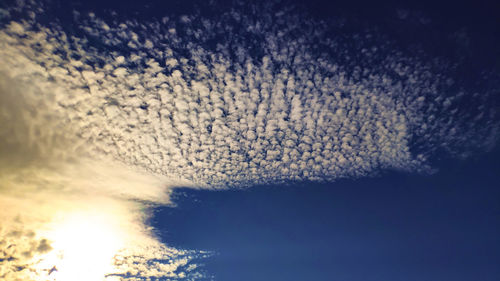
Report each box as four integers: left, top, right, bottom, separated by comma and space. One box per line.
0, 0, 499, 280
155, 149, 500, 281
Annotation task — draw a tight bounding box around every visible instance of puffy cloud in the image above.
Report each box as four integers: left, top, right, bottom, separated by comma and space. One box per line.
0, 0, 498, 280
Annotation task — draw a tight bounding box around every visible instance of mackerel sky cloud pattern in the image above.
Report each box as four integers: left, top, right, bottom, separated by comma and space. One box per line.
1, 1, 499, 187
0, 0, 499, 280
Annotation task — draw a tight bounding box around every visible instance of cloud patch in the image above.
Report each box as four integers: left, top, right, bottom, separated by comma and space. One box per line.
4, 1, 492, 186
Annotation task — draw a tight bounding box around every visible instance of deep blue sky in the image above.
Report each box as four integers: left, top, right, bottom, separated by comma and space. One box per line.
153, 148, 500, 281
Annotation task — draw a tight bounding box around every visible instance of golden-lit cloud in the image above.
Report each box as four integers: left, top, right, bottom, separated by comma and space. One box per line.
0, 190, 204, 280
0, 44, 203, 281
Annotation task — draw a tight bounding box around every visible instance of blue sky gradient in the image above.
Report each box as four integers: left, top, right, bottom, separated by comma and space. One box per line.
154, 148, 500, 280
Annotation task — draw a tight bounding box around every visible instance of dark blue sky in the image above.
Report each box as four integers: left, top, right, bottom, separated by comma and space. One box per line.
153, 148, 500, 281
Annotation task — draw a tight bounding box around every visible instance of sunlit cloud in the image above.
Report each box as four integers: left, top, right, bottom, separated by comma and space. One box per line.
0, 0, 498, 280
0, 52, 203, 280
0, 191, 205, 280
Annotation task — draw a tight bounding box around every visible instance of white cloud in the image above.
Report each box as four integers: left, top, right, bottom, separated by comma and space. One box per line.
0, 0, 498, 279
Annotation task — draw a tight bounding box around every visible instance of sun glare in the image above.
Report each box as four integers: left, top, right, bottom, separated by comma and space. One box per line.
36, 210, 126, 281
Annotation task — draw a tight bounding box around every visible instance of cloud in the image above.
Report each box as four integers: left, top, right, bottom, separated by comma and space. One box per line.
0, 192, 206, 280
0, 0, 498, 280
0, 22, 203, 280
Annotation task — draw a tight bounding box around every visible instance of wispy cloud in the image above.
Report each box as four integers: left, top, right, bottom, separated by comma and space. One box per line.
0, 0, 498, 279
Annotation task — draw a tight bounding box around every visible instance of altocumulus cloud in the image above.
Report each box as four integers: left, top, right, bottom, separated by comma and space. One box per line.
0, 0, 499, 280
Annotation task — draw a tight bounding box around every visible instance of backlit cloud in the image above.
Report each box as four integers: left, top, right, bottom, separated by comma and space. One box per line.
0, 0, 498, 280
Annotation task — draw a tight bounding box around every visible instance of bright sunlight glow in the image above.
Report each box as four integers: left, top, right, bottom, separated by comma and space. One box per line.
35, 209, 126, 281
